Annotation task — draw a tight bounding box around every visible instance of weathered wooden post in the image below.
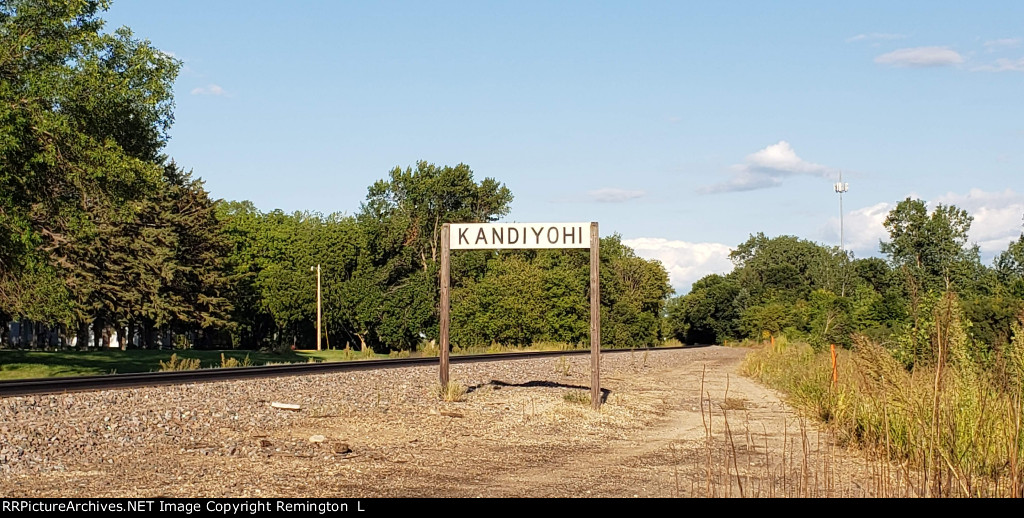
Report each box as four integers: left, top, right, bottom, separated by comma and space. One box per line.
440, 224, 451, 388
590, 222, 601, 410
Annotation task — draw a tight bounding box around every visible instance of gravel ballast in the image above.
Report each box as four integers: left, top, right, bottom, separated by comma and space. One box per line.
0, 347, 890, 497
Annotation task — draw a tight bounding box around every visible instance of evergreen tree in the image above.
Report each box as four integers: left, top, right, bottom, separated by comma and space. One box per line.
1, 0, 178, 342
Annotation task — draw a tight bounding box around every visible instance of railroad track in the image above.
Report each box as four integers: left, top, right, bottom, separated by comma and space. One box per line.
0, 346, 687, 397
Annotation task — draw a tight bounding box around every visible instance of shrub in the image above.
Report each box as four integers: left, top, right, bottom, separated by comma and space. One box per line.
159, 354, 201, 371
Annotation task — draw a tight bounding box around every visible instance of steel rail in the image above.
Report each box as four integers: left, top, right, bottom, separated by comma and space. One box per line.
0, 346, 687, 397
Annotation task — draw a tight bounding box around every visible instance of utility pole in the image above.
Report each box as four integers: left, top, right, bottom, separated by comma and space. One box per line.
311, 264, 321, 351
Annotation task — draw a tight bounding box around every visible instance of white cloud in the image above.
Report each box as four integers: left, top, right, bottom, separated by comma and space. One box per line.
875, 47, 964, 68
984, 38, 1021, 49
701, 141, 838, 194
701, 171, 782, 193
745, 141, 832, 175
190, 84, 227, 96
934, 188, 1024, 253
846, 33, 908, 43
820, 201, 894, 255
622, 238, 734, 294
972, 58, 1024, 72
588, 188, 646, 203
820, 189, 1024, 259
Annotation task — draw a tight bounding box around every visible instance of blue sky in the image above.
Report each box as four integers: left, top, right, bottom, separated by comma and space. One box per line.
103, 1, 1024, 293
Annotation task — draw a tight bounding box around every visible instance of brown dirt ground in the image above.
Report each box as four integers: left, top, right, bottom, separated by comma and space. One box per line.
0, 346, 904, 498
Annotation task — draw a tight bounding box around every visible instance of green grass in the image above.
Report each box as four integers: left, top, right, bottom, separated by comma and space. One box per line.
0, 348, 390, 381
562, 390, 591, 406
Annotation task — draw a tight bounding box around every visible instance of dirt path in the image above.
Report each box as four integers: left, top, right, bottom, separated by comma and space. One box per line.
469, 346, 882, 498
0, 346, 896, 498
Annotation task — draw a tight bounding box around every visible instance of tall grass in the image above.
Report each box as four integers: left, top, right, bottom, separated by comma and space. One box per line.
742, 302, 1024, 497
219, 353, 252, 368
433, 380, 467, 402
336, 346, 378, 361
690, 366, 863, 497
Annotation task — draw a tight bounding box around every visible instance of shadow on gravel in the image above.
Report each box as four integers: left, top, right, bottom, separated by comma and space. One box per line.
468, 379, 611, 403
679, 343, 716, 349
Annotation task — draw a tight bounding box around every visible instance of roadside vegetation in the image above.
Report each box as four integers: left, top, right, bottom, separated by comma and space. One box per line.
742, 312, 1024, 497
665, 183, 1024, 497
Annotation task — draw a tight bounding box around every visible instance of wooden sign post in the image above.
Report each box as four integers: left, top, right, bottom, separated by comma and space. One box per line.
589, 222, 600, 409
439, 224, 451, 388
439, 222, 602, 409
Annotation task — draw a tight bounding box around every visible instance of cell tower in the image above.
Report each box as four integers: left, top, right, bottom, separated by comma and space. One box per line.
834, 172, 849, 252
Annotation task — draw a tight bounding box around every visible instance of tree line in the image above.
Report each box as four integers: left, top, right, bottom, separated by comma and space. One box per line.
667, 198, 1024, 367
0, 2, 672, 352
216, 176, 670, 352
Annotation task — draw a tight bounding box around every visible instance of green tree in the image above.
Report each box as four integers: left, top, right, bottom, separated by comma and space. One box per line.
349, 162, 513, 351
219, 201, 276, 347
43, 163, 232, 349
730, 233, 847, 304
451, 254, 546, 347
740, 302, 790, 339
880, 198, 978, 293
155, 165, 233, 347
880, 198, 981, 360
360, 161, 513, 272
220, 203, 362, 350
807, 288, 852, 349
536, 249, 589, 344
666, 273, 740, 344
600, 235, 672, 348
0, 0, 178, 282
995, 232, 1024, 297
1, 0, 180, 347
846, 257, 905, 341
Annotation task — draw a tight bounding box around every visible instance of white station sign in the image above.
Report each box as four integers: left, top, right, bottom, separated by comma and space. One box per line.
449, 223, 592, 250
